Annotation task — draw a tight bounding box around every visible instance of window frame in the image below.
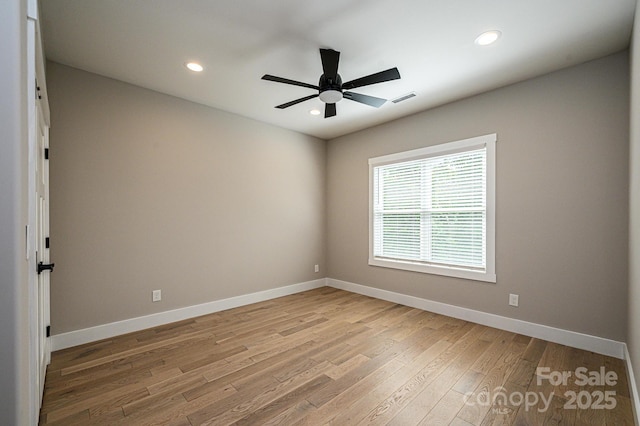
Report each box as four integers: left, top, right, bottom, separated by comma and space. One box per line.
368, 133, 496, 283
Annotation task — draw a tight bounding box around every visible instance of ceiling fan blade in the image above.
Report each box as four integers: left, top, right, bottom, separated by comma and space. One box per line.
325, 103, 336, 118
341, 67, 401, 90
275, 94, 319, 109
320, 48, 340, 81
262, 74, 319, 90
343, 92, 387, 108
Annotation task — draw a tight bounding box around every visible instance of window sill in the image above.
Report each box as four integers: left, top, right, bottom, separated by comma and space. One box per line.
368, 257, 496, 283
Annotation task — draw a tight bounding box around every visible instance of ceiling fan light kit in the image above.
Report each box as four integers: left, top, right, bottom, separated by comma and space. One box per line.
262, 48, 401, 118
319, 90, 343, 104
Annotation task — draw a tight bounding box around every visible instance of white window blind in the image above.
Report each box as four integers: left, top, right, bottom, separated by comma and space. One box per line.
369, 134, 496, 282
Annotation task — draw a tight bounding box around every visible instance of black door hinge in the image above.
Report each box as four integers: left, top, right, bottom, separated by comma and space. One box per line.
46, 325, 50, 338
45, 237, 50, 249
44, 148, 49, 160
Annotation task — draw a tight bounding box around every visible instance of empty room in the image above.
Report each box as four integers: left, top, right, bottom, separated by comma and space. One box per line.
3, 0, 640, 425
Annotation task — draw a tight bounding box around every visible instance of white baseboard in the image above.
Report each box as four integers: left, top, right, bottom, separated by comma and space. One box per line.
54, 276, 627, 360
51, 278, 327, 351
624, 344, 640, 426
327, 278, 626, 359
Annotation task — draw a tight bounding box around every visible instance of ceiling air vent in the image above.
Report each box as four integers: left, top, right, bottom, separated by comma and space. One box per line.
391, 92, 416, 104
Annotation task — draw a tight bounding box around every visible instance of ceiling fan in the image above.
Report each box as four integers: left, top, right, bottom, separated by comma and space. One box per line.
262, 48, 401, 118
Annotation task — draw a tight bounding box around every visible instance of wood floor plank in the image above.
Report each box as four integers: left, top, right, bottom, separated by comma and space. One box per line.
389, 337, 490, 425
121, 375, 205, 416
337, 342, 451, 422
232, 374, 333, 425
178, 344, 247, 373
605, 394, 635, 425
457, 336, 526, 425
118, 382, 237, 425
39, 288, 634, 425
453, 369, 486, 396
544, 394, 578, 425
419, 389, 467, 425
306, 343, 408, 409
512, 362, 557, 426
471, 330, 517, 374
261, 399, 315, 426
203, 362, 333, 425
354, 342, 463, 424
186, 375, 281, 424
60, 331, 216, 377
295, 358, 407, 425
325, 353, 370, 380
41, 358, 163, 415
521, 337, 547, 363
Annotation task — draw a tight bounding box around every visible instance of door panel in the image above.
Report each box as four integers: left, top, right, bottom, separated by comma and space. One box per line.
35, 99, 51, 400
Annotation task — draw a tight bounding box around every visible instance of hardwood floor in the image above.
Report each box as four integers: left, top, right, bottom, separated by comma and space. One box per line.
40, 287, 634, 425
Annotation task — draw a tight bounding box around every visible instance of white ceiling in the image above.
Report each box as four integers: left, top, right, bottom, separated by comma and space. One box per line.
41, 0, 636, 140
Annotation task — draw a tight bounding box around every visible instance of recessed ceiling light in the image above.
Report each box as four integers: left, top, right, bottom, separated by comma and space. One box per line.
185, 62, 204, 72
309, 109, 321, 116
475, 30, 501, 46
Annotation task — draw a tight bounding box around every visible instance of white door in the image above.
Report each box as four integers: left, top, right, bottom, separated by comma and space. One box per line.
35, 98, 51, 400
27, 5, 52, 420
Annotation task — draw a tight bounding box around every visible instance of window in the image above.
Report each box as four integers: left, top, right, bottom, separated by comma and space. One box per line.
369, 134, 496, 282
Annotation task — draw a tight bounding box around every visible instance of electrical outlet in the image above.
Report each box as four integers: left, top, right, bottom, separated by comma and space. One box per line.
314, 264, 319, 273
509, 293, 519, 307
152, 289, 161, 302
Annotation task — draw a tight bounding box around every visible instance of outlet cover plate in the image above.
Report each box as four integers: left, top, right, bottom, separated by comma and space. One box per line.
509, 293, 519, 307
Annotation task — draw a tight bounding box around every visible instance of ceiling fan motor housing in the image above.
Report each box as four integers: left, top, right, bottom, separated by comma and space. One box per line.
319, 74, 343, 103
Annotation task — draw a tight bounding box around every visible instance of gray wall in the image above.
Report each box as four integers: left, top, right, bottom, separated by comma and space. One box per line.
629, 0, 640, 401
47, 62, 326, 333
327, 52, 629, 342
48, 52, 631, 345
0, 0, 30, 423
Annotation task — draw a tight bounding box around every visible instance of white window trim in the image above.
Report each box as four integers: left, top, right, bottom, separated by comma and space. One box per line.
368, 133, 496, 283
